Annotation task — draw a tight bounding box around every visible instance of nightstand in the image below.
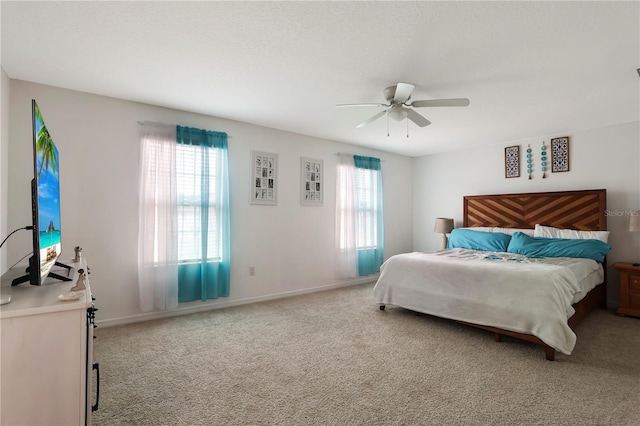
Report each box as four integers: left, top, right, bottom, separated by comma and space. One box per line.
614, 263, 640, 318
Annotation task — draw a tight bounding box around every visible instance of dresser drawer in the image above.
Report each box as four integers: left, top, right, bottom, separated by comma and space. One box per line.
630, 274, 640, 293
630, 293, 640, 310
615, 263, 640, 318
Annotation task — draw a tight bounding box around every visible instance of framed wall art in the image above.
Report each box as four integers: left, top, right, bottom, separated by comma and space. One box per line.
551, 136, 570, 172
301, 157, 323, 205
504, 145, 520, 178
250, 150, 278, 205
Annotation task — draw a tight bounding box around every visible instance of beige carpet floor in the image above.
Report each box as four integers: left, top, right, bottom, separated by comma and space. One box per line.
92, 283, 640, 425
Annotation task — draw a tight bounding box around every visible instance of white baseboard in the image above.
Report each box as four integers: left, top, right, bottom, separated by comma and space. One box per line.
96, 275, 377, 328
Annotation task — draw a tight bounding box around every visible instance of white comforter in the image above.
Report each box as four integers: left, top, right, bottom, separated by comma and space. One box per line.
373, 249, 604, 355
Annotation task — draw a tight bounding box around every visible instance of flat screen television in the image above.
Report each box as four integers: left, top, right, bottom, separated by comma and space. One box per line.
12, 100, 71, 286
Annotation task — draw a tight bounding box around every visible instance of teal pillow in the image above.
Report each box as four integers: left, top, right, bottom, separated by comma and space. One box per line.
506, 232, 611, 262
447, 228, 511, 252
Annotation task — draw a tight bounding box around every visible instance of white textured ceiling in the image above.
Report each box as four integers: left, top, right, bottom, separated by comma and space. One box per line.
2, 1, 639, 157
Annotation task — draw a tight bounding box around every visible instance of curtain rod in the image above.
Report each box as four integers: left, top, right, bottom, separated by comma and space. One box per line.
335, 152, 385, 161
137, 120, 168, 126
137, 121, 232, 137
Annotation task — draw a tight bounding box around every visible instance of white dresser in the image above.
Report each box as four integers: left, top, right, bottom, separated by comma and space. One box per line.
0, 258, 96, 426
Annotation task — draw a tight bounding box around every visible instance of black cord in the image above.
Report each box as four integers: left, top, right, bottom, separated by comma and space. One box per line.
9, 251, 32, 270
0, 226, 33, 249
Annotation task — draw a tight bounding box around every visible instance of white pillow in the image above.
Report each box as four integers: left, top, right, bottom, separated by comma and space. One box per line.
461, 227, 494, 233
493, 227, 535, 237
462, 227, 534, 237
534, 224, 610, 243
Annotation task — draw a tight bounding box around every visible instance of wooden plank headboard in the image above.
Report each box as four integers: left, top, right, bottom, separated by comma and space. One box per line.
463, 189, 607, 231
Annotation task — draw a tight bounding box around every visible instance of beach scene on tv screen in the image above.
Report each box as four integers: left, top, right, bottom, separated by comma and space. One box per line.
34, 104, 61, 270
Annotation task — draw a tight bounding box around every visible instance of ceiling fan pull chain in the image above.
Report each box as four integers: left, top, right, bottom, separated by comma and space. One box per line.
406, 117, 409, 138
387, 112, 390, 137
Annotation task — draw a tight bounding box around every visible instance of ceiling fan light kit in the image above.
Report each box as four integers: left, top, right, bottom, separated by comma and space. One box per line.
388, 106, 408, 121
337, 82, 470, 137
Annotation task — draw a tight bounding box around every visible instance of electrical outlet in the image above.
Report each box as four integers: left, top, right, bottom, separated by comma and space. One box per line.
249, 266, 255, 276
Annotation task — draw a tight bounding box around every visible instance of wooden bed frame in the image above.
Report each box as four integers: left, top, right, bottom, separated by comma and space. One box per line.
461, 189, 608, 360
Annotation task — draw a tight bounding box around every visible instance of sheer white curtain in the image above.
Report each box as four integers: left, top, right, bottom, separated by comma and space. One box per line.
137, 122, 179, 312
335, 154, 358, 278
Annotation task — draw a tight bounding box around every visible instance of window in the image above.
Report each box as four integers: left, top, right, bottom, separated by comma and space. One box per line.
176, 143, 223, 263
138, 123, 230, 311
335, 154, 384, 278
354, 166, 380, 250
336, 162, 353, 252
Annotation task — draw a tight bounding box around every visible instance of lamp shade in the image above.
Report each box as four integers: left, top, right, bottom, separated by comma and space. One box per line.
434, 217, 454, 234
630, 212, 640, 232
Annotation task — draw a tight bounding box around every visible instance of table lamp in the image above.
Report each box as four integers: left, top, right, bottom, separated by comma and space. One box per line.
434, 217, 454, 250
630, 212, 640, 266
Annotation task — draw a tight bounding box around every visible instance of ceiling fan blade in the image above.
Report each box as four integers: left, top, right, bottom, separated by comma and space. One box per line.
393, 83, 415, 103
406, 109, 431, 127
356, 110, 387, 128
336, 103, 387, 108
410, 98, 470, 108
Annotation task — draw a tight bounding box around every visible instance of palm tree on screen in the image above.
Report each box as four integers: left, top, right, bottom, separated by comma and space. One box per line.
35, 107, 57, 179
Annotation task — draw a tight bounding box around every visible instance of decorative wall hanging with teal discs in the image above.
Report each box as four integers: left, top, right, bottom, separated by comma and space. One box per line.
541, 142, 547, 179
526, 144, 533, 179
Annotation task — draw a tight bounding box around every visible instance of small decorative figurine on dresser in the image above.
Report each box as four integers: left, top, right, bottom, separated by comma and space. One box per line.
74, 246, 82, 262
70, 269, 86, 292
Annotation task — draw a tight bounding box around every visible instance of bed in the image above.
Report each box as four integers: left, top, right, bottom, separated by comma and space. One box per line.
374, 189, 609, 361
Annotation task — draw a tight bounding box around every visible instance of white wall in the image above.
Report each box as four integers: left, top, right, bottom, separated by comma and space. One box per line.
413, 121, 640, 307
6, 80, 413, 325
0, 66, 9, 273
7, 78, 637, 320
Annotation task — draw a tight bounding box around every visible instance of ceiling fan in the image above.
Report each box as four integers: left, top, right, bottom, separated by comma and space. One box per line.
336, 83, 470, 135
